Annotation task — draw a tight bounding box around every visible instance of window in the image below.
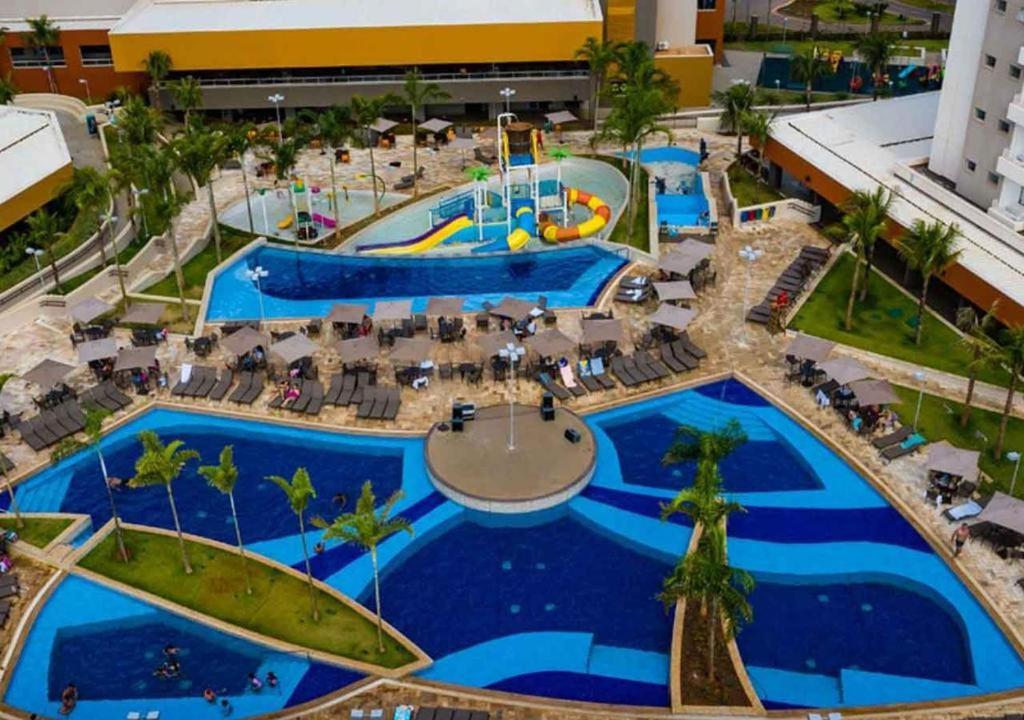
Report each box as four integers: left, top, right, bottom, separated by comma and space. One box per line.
995, 0, 1007, 10
1000, 119, 1012, 132
79, 45, 112, 67
986, 54, 998, 69
988, 171, 1001, 184
975, 107, 988, 121
697, 0, 716, 8
966, 159, 977, 172
9, 46, 65, 68
1018, 185, 1024, 205
1011, 65, 1022, 79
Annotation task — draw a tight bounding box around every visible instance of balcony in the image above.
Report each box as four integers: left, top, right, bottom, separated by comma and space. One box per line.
988, 201, 1024, 232
996, 148, 1024, 187
1009, 93, 1024, 126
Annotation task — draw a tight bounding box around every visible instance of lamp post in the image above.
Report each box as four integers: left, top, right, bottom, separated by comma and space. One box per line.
499, 87, 516, 114
1008, 451, 1022, 496
498, 341, 525, 451
101, 211, 130, 310
132, 187, 150, 238
738, 245, 763, 342
78, 78, 91, 102
25, 247, 44, 291
912, 369, 926, 430
782, 17, 788, 44
245, 266, 269, 327
268, 94, 285, 138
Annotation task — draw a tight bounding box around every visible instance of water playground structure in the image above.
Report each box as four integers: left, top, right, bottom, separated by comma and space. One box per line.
358, 114, 612, 255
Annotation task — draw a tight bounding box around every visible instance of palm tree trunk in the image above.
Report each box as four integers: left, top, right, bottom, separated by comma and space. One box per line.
288, 188, 299, 251
97, 449, 128, 562
626, 142, 641, 239
48, 249, 62, 293
708, 597, 718, 683
96, 225, 109, 267
859, 244, 875, 301
166, 485, 192, 574
206, 183, 222, 264
592, 76, 601, 132
961, 349, 979, 428
4, 474, 23, 529
844, 255, 862, 331
166, 214, 190, 323
411, 114, 420, 197
368, 143, 381, 215
239, 153, 254, 234
297, 514, 320, 621
371, 547, 385, 653
736, 132, 742, 160
914, 275, 931, 345
43, 49, 56, 94
228, 491, 252, 595
995, 368, 1019, 459
805, 82, 812, 112
327, 147, 339, 233
153, 83, 162, 112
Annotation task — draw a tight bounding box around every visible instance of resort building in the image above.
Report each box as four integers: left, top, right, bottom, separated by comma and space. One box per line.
0, 105, 73, 233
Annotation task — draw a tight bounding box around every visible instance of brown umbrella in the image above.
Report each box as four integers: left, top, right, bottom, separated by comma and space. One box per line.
545, 110, 578, 125
21, 358, 75, 388
221, 326, 270, 356
425, 297, 465, 316
390, 337, 433, 365
121, 302, 166, 326
76, 338, 119, 363
817, 356, 871, 386
925, 442, 981, 484
658, 240, 714, 276
849, 378, 900, 406
419, 118, 452, 133
653, 280, 697, 302
786, 333, 835, 363
975, 492, 1024, 535
581, 318, 625, 345
325, 303, 368, 325
335, 335, 380, 363
525, 329, 575, 358
373, 300, 413, 322
270, 334, 320, 364
370, 117, 398, 134
69, 297, 115, 324
489, 297, 537, 321
113, 345, 158, 372
476, 331, 516, 357
648, 303, 697, 332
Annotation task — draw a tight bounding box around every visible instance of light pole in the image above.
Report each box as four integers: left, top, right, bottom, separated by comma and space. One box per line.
268, 94, 285, 138
132, 187, 150, 238
738, 245, 763, 341
498, 341, 525, 451
78, 78, 91, 102
782, 17, 788, 44
25, 247, 44, 291
912, 370, 926, 430
245, 265, 269, 327
101, 212, 130, 309
774, 79, 781, 92
1008, 451, 1022, 496
499, 87, 516, 114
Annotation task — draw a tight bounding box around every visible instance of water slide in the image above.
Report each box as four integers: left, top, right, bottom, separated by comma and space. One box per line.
473, 205, 535, 254
357, 214, 473, 255
540, 188, 611, 243
312, 212, 336, 229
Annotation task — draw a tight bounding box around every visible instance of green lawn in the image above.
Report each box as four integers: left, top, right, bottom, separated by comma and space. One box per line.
727, 164, 783, 207
779, 0, 923, 25
589, 155, 650, 253
790, 253, 1009, 387
143, 226, 254, 300
891, 385, 1023, 498
0, 516, 74, 548
725, 38, 949, 56
80, 528, 416, 668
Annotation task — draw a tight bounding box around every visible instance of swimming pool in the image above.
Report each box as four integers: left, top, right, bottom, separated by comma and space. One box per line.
6, 380, 1024, 715
625, 146, 711, 228
205, 244, 627, 322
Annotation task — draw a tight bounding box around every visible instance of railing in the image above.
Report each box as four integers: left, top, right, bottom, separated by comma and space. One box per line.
195, 68, 588, 88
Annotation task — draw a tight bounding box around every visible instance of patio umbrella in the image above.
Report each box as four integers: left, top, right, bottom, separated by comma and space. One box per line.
785, 333, 835, 363
270, 334, 320, 364
20, 358, 75, 388
390, 337, 433, 365
489, 297, 536, 321
581, 318, 625, 345
525, 329, 575, 358
848, 378, 900, 406
370, 117, 398, 134
335, 335, 380, 364
326, 303, 368, 325
419, 118, 452, 134
373, 300, 413, 322
653, 280, 697, 303
76, 338, 118, 363
121, 302, 166, 326
425, 296, 465, 316
975, 492, 1024, 535
816, 356, 871, 386
478, 127, 498, 142
925, 442, 981, 484
448, 137, 476, 168
476, 331, 516, 357
0, 378, 34, 415
648, 303, 697, 332
221, 326, 270, 357
113, 345, 157, 373
69, 297, 115, 324
545, 110, 578, 125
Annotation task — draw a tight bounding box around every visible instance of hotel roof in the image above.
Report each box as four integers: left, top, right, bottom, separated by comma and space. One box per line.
0, 107, 71, 212
111, 0, 602, 35
0, 0, 138, 31
770, 92, 1024, 311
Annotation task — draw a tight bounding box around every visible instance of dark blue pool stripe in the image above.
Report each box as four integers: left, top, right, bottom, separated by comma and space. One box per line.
693, 378, 771, 407
487, 671, 669, 708
285, 665, 365, 708
582, 486, 932, 552
298, 491, 449, 579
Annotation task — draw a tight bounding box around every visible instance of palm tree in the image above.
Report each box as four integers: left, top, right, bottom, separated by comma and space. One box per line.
224, 123, 257, 234
741, 111, 773, 188
198, 445, 251, 595
1, 461, 22, 530
267, 468, 319, 621
994, 325, 1024, 460
402, 70, 450, 197
790, 48, 835, 111
302, 106, 353, 229
956, 306, 1001, 428
142, 50, 172, 111
128, 431, 199, 574
143, 145, 191, 322
351, 93, 400, 215
712, 82, 756, 158
270, 138, 301, 246
840, 188, 891, 330
116, 95, 162, 147
855, 32, 892, 101
0, 73, 17, 105
66, 166, 113, 266
23, 15, 60, 94
465, 165, 492, 238
548, 145, 572, 206
26, 209, 62, 293
169, 76, 202, 128
314, 481, 412, 652
575, 37, 618, 131
897, 219, 962, 345
173, 124, 229, 263
855, 189, 893, 302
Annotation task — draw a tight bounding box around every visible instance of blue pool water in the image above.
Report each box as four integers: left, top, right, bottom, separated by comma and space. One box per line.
625, 146, 710, 228
206, 244, 627, 321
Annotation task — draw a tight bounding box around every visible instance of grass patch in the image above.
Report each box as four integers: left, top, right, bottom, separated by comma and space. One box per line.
890, 385, 1024, 498
80, 528, 417, 668
0, 516, 74, 548
725, 38, 949, 56
779, 0, 922, 25
587, 155, 650, 253
143, 226, 254, 300
790, 253, 1009, 387
727, 164, 783, 207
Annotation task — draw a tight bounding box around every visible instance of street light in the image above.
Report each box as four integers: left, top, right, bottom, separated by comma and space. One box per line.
132, 187, 151, 238
101, 212, 130, 309
738, 245, 763, 341
245, 265, 269, 327
78, 78, 91, 102
498, 341, 526, 451
268, 94, 285, 138
499, 87, 516, 114
1008, 451, 1022, 496
25, 247, 44, 291
782, 17, 788, 44
912, 370, 926, 430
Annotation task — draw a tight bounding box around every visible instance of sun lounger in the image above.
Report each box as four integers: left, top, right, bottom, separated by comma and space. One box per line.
0, 584, 19, 600
209, 370, 234, 401
0, 576, 19, 590
659, 343, 688, 373
943, 499, 984, 522
238, 374, 264, 405
304, 381, 324, 415
325, 373, 345, 405
357, 388, 381, 419
881, 433, 926, 461
47, 408, 78, 437
17, 423, 47, 452
193, 369, 218, 399
414, 709, 436, 720
434, 711, 454, 720
288, 380, 312, 412
334, 374, 356, 406
350, 371, 371, 405
451, 711, 470, 720
82, 386, 118, 412
589, 356, 616, 389
381, 387, 401, 420
615, 286, 652, 304
0, 452, 14, 474
28, 417, 59, 446
228, 372, 253, 403
537, 372, 571, 401
171, 364, 193, 396
625, 354, 656, 382
635, 350, 670, 379
577, 361, 602, 392
619, 276, 650, 291
610, 355, 640, 387
558, 364, 587, 397
678, 333, 706, 359
872, 426, 913, 449
746, 303, 771, 324
668, 340, 699, 370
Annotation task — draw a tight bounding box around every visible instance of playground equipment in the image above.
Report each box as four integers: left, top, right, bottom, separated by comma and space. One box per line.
277, 216, 293, 229
312, 212, 336, 229
358, 214, 473, 255
540, 188, 610, 243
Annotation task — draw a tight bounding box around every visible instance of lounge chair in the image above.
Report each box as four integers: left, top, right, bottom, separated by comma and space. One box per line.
380, 387, 401, 420
872, 426, 913, 449
324, 373, 344, 405
0, 584, 19, 600
577, 361, 603, 392
558, 364, 587, 397
192, 369, 218, 399
619, 276, 650, 291
238, 374, 264, 405
678, 333, 706, 359
943, 498, 984, 522
635, 350, 670, 379
625, 354, 657, 382
537, 372, 571, 401
356, 388, 381, 419
288, 380, 312, 412
209, 370, 234, 401
0, 452, 14, 474
0, 576, 19, 590
171, 364, 193, 396
414, 709, 436, 720
228, 372, 254, 403
881, 433, 927, 461
610, 356, 641, 387
16, 422, 47, 452
333, 374, 356, 406
180, 367, 208, 398
304, 381, 324, 415
615, 286, 652, 304
668, 340, 699, 370
659, 343, 688, 373
589, 356, 616, 389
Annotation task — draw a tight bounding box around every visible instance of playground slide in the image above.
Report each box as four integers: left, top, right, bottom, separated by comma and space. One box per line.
357, 214, 473, 255
507, 205, 535, 251
277, 216, 294, 230
312, 212, 336, 229
540, 188, 611, 243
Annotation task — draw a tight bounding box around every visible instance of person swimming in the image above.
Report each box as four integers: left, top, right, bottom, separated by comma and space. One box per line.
265, 671, 279, 689
203, 688, 218, 703
58, 683, 78, 715
248, 673, 263, 692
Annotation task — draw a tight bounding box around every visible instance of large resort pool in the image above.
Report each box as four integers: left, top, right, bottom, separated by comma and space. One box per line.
5, 379, 1023, 718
